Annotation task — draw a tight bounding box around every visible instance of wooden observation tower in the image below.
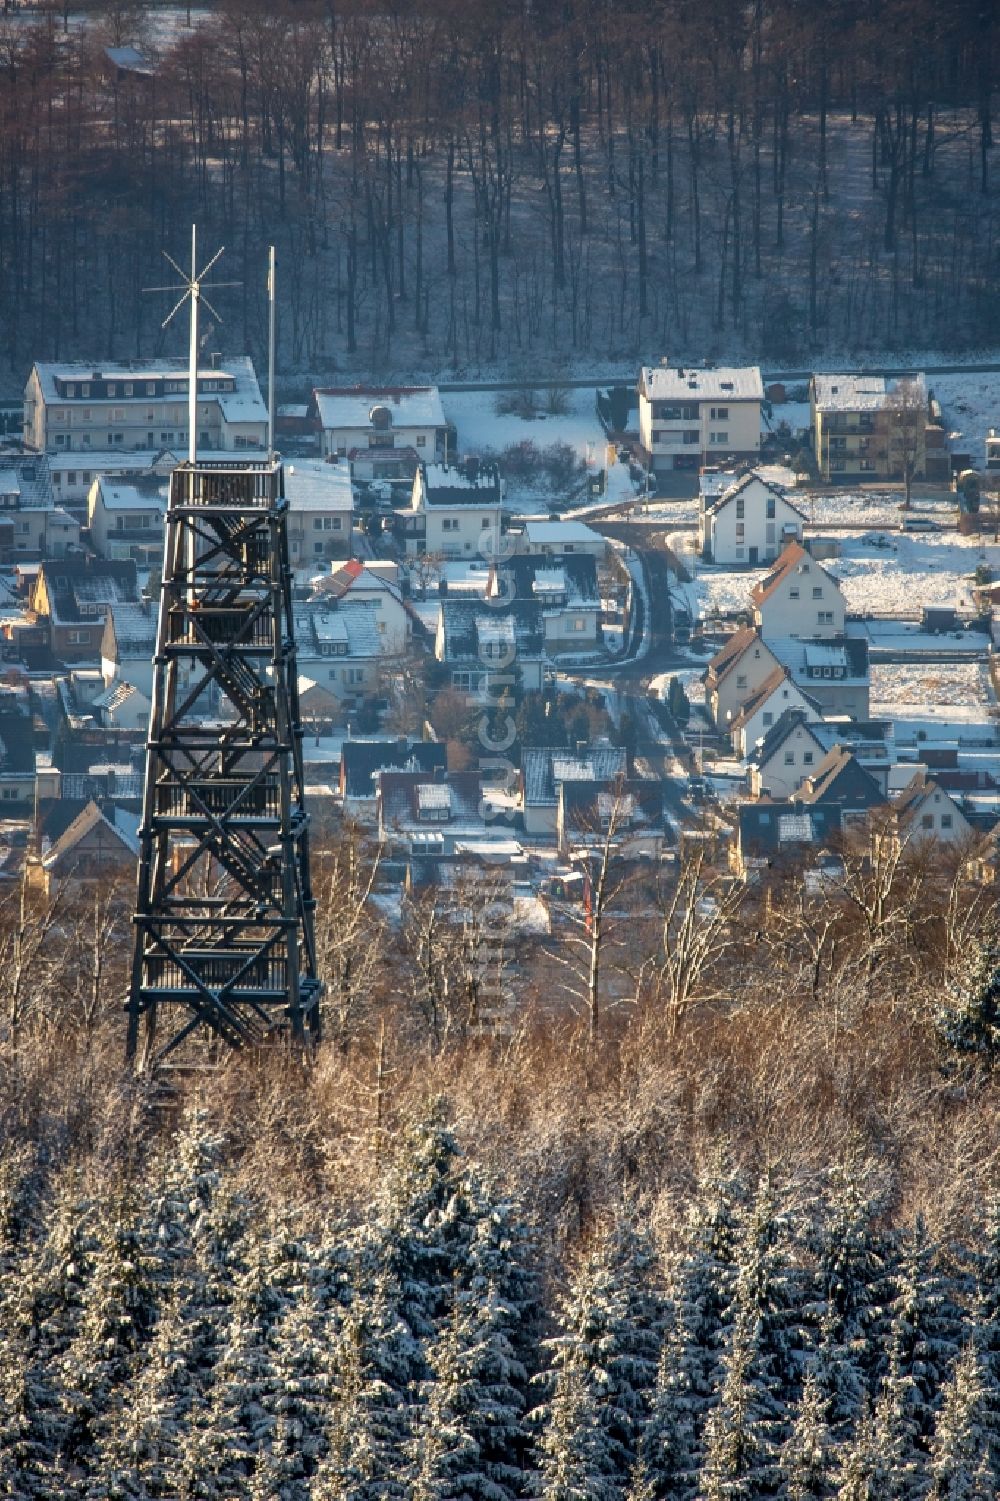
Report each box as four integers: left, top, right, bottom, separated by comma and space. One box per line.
125, 234, 321, 1068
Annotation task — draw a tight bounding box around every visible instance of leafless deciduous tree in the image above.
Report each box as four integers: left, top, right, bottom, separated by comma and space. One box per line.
652, 844, 745, 1039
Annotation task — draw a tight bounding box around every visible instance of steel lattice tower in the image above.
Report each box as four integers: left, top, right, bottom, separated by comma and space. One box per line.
125, 457, 322, 1068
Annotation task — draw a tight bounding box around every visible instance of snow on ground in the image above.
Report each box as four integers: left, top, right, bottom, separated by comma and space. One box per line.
826, 530, 995, 613
932, 371, 1000, 463
446, 386, 637, 506
676, 528, 999, 623
870, 661, 990, 707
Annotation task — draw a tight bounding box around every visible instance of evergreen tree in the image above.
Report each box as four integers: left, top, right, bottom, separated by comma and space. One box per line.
967, 1189, 1000, 1479
928, 1346, 995, 1501
314, 1275, 419, 1501
55, 1191, 160, 1488
836, 1407, 891, 1501
780, 1365, 836, 1501
256, 1279, 331, 1500
881, 1217, 965, 1450
698, 1308, 771, 1501
934, 937, 1000, 1069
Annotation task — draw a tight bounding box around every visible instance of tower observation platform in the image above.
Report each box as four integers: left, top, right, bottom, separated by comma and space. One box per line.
125, 457, 322, 1069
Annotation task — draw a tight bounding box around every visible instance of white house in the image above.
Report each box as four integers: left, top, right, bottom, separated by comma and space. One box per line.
313, 558, 410, 653
0, 449, 80, 559
751, 541, 846, 641
638, 364, 763, 475
729, 666, 822, 759
747, 709, 829, 799
283, 458, 355, 565
893, 771, 972, 847
87, 474, 166, 567
310, 385, 447, 460
101, 601, 158, 698
699, 472, 805, 565
292, 598, 406, 715
93, 679, 152, 733
517, 520, 607, 560
23, 356, 268, 456
703, 628, 784, 731
400, 462, 503, 558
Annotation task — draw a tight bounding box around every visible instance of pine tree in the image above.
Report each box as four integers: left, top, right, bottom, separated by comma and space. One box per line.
934, 937, 1000, 1069
55, 1191, 160, 1488
780, 1366, 836, 1501
836, 1407, 891, 1501
256, 1279, 331, 1500
314, 1274, 420, 1501
698, 1308, 771, 1501
967, 1189, 1000, 1479
881, 1217, 965, 1450
928, 1346, 995, 1501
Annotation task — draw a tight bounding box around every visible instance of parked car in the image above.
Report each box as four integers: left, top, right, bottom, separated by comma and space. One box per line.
900, 515, 941, 532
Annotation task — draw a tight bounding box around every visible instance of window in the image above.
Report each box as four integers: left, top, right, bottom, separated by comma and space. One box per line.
416, 435, 426, 447
147, 382, 156, 396
813, 586, 823, 599
683, 430, 699, 445
573, 618, 586, 631
113, 408, 125, 422
766, 497, 775, 519
803, 751, 814, 765
921, 814, 934, 830
67, 472, 76, 485
67, 629, 91, 644
710, 431, 729, 444
736, 498, 745, 519
941, 814, 953, 829
124, 383, 133, 396
481, 516, 492, 528
736, 675, 747, 689
65, 385, 75, 398
762, 711, 774, 727
442, 517, 459, 532
651, 430, 663, 442
0, 790, 17, 801
818, 610, 834, 625
789, 587, 799, 599
710, 406, 729, 420
736, 523, 745, 540
784, 751, 795, 765
314, 542, 324, 554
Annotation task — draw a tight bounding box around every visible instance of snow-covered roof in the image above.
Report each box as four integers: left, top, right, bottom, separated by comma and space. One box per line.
92, 478, 167, 512
32, 357, 266, 425
521, 520, 604, 544
551, 756, 596, 783
293, 600, 382, 658
417, 782, 451, 813
313, 385, 445, 431
532, 568, 566, 594
284, 459, 354, 513
812, 374, 927, 412
641, 365, 764, 402
778, 813, 814, 842
0, 470, 21, 499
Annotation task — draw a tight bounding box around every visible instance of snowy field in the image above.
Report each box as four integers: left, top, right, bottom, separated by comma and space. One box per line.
932, 372, 1000, 464
446, 387, 638, 507
870, 661, 991, 708
676, 528, 999, 622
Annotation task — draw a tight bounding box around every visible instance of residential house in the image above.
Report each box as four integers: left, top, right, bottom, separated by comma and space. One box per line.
340, 737, 447, 820
893, 771, 973, 847
435, 599, 545, 695
520, 745, 627, 837
28, 798, 139, 897
751, 541, 846, 640
347, 445, 421, 492
747, 710, 829, 800
376, 769, 488, 853
732, 801, 843, 881
556, 776, 664, 858
491, 554, 602, 654
47, 448, 173, 514
810, 373, 949, 484
517, 520, 608, 560
284, 458, 355, 565
310, 385, 447, 460
292, 599, 395, 714
638, 364, 763, 475
699, 472, 805, 565
87, 474, 167, 568
769, 635, 870, 719
399, 462, 503, 557
0, 451, 79, 562
0, 706, 37, 811
729, 666, 821, 759
314, 559, 410, 653
31, 557, 139, 664
703, 628, 784, 732
23, 356, 267, 455
101, 600, 157, 697
791, 745, 886, 831
93, 680, 152, 733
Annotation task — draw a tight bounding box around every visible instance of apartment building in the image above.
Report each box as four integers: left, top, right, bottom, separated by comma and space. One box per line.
638, 364, 763, 475
87, 475, 167, 569
23, 356, 268, 456
810, 373, 947, 483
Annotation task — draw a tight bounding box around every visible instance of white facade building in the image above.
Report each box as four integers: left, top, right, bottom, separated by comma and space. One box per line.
283, 458, 355, 564
751, 541, 846, 641
87, 475, 166, 567
699, 472, 805, 565
729, 666, 821, 758
402, 463, 503, 557
311, 386, 447, 460
517, 520, 607, 559
638, 364, 763, 474
24, 356, 268, 456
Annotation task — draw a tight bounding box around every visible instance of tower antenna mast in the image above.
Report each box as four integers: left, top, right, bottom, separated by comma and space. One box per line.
268, 244, 277, 462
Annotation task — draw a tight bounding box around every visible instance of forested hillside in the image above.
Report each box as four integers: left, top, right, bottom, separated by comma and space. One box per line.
1, 0, 999, 385
1, 832, 1000, 1495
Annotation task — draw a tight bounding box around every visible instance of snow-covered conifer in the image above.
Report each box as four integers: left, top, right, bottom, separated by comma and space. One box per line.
928, 1345, 995, 1501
